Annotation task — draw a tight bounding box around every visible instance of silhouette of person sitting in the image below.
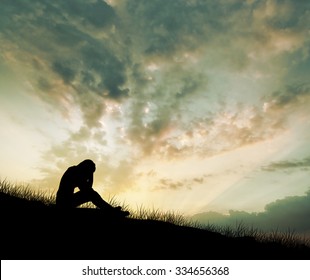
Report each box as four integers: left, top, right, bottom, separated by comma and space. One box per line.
56, 159, 129, 217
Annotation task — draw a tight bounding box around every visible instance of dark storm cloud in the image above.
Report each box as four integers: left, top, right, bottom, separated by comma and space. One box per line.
0, 0, 128, 127
126, 0, 211, 56
124, 0, 310, 68
1, 0, 310, 165
262, 157, 310, 172
52, 61, 76, 84
125, 0, 251, 59
79, 43, 129, 99
271, 83, 310, 107
192, 190, 310, 236
58, 0, 117, 28
123, 0, 250, 76
263, 0, 309, 30
117, 0, 310, 158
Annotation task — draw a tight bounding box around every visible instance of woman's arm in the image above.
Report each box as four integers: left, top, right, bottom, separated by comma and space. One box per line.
78, 172, 93, 191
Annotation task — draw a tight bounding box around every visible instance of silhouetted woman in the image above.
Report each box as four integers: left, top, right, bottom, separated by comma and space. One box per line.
56, 159, 129, 216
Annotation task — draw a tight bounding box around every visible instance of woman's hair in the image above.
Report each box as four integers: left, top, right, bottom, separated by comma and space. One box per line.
77, 159, 96, 172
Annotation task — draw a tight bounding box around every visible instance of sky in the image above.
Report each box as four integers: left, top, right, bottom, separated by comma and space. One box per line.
1, 0, 310, 235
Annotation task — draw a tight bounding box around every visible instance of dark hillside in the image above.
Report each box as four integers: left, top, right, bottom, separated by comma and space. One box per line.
1, 192, 309, 260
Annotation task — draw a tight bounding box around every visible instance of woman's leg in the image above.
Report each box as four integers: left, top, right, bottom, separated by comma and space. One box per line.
72, 189, 114, 210
56, 191, 73, 208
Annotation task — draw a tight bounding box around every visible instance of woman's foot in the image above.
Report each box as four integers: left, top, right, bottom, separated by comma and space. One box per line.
113, 206, 130, 217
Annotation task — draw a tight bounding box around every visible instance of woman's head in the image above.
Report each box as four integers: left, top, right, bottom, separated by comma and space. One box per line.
77, 159, 96, 173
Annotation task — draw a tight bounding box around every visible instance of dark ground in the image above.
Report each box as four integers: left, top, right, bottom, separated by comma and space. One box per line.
1, 192, 310, 260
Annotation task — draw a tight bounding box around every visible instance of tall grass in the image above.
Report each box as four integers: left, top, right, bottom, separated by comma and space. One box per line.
199, 220, 310, 248
103, 195, 202, 228
0, 178, 55, 206
1, 179, 309, 248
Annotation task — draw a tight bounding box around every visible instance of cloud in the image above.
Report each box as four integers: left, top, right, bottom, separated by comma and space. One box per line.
124, 0, 309, 59
191, 190, 310, 236
151, 175, 206, 191
1, 0, 310, 188
58, 0, 117, 29
262, 156, 310, 172
52, 61, 76, 84
0, 0, 129, 126
271, 83, 310, 107
156, 178, 187, 191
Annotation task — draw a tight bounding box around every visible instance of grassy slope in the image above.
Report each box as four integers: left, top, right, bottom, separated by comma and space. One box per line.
1, 184, 310, 260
